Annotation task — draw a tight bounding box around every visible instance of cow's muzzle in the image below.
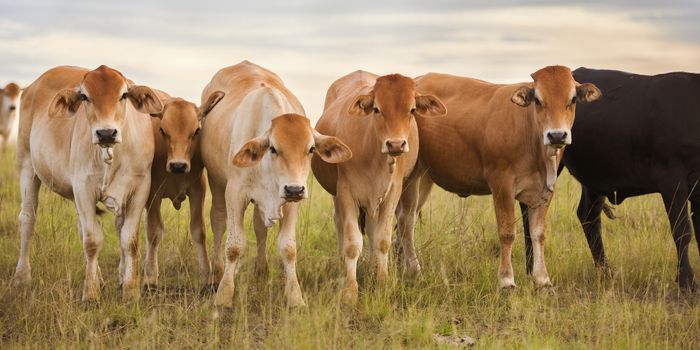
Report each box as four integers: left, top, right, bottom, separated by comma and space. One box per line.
283, 185, 305, 202
545, 130, 569, 148
168, 161, 190, 174
95, 128, 119, 147
383, 139, 408, 156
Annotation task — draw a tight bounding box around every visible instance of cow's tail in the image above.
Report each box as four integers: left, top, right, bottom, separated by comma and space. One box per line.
602, 202, 616, 220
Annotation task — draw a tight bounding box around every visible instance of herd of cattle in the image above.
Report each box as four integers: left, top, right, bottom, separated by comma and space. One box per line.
2, 61, 699, 307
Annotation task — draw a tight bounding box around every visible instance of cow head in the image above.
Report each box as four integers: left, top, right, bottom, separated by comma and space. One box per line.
152, 91, 224, 174
233, 113, 351, 202
348, 74, 446, 156
511, 65, 601, 148
48, 65, 163, 147
0, 82, 21, 129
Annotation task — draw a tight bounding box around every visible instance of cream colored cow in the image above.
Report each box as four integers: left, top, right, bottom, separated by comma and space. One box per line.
200, 61, 351, 307
14, 65, 162, 302
0, 82, 21, 152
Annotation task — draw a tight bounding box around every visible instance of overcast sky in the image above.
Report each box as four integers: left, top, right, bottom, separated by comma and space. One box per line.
1, 0, 699, 121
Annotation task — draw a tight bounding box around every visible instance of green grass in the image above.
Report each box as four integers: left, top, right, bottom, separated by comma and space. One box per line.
1, 147, 699, 349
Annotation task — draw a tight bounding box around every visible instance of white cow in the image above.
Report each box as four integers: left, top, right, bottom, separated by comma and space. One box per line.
14, 65, 162, 301
200, 61, 351, 307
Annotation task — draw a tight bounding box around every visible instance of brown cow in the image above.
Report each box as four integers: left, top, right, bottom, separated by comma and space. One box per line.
0, 82, 21, 152
144, 92, 224, 292
312, 71, 446, 304
396, 66, 601, 288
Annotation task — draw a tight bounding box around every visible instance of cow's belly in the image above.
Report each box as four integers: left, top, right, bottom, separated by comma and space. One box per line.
29, 132, 74, 199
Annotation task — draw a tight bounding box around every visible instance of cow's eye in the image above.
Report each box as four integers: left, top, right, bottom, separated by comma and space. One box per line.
309, 146, 315, 154
121, 92, 128, 101
571, 96, 577, 105
534, 98, 542, 107
79, 93, 89, 101
270, 146, 277, 155
373, 107, 380, 114
159, 128, 165, 136
410, 107, 416, 114
193, 127, 200, 136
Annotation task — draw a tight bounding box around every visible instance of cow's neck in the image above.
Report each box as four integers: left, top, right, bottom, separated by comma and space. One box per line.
527, 109, 561, 193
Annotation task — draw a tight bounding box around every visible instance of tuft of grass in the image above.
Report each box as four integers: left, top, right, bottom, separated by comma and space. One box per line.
1, 146, 699, 349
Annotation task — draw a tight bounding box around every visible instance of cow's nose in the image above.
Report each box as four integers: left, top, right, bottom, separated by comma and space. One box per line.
96, 128, 118, 144
546, 131, 568, 146
8, 105, 16, 111
385, 139, 408, 156
284, 185, 305, 200
168, 162, 189, 174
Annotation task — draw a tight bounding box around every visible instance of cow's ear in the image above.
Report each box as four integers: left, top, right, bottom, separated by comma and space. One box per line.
511, 86, 534, 107
414, 94, 447, 117
200, 91, 225, 121
48, 88, 83, 118
348, 94, 374, 116
313, 130, 352, 163
576, 83, 602, 103
127, 85, 164, 114
232, 135, 270, 167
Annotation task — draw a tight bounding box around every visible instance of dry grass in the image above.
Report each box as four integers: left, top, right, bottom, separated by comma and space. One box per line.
1, 147, 699, 349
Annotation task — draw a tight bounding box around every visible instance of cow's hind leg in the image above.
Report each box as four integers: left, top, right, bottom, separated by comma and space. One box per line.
395, 173, 433, 277
14, 164, 41, 285
660, 182, 695, 290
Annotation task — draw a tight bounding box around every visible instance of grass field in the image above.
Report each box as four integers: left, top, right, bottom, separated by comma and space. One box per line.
1, 147, 699, 349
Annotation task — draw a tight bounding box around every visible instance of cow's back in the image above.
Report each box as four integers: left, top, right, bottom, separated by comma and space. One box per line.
201, 61, 304, 185
566, 68, 700, 201
415, 73, 538, 196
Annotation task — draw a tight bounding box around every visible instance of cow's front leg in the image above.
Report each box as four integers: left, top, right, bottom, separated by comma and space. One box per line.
118, 180, 150, 301
214, 182, 247, 308
74, 189, 104, 302
143, 196, 163, 292
188, 178, 211, 288
208, 180, 227, 289
527, 202, 553, 287
491, 181, 517, 289
368, 186, 401, 282
278, 202, 305, 307
336, 185, 362, 305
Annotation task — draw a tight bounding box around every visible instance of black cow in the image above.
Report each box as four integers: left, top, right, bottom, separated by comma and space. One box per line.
523, 67, 700, 289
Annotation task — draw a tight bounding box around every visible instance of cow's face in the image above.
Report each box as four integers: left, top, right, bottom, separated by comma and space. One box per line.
511, 65, 601, 148
153, 92, 224, 174
232, 113, 351, 202
48, 65, 163, 147
0, 82, 21, 128
348, 74, 446, 156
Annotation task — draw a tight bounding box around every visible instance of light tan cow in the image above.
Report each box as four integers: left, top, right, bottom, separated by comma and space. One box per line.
14, 65, 163, 301
396, 66, 601, 288
143, 92, 225, 292
0, 82, 21, 151
312, 71, 446, 304
200, 61, 351, 307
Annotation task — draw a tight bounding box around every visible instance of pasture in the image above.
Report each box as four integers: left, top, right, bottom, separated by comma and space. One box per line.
0, 147, 698, 349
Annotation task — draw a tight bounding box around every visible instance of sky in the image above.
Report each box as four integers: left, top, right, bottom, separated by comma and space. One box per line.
1, 0, 699, 122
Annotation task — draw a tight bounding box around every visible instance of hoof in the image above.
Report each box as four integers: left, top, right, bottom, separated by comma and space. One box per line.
199, 283, 218, 296
341, 283, 359, 305
141, 283, 159, 295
